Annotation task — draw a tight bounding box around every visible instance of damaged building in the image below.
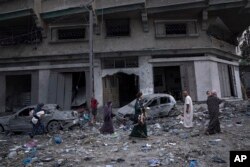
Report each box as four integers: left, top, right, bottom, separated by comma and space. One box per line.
0, 0, 250, 111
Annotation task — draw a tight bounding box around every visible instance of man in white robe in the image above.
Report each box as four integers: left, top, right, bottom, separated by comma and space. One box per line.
183, 91, 193, 128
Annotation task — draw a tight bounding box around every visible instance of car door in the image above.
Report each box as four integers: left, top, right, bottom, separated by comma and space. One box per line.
9, 107, 33, 132
146, 97, 161, 118
158, 96, 172, 116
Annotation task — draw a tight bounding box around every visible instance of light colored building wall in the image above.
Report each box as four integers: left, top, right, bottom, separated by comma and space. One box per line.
0, 0, 244, 107
96, 0, 145, 9
42, 0, 84, 12
0, 17, 237, 59
139, 56, 154, 95
94, 17, 213, 53
38, 69, 50, 103
234, 66, 243, 99
194, 60, 223, 100
93, 59, 103, 106
210, 61, 222, 98
194, 61, 212, 101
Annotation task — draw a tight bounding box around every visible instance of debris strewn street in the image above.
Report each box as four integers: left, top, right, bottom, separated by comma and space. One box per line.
1, 101, 250, 167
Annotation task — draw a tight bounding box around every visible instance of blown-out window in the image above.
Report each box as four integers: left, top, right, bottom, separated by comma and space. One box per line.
155, 20, 198, 38
106, 19, 130, 37
50, 25, 88, 42
165, 24, 187, 35
102, 57, 138, 69
58, 28, 85, 40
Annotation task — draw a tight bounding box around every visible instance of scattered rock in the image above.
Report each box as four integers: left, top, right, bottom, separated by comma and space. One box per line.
84, 157, 93, 161
40, 156, 54, 162
0, 101, 249, 166
8, 151, 17, 159
148, 159, 160, 167
55, 159, 67, 166
212, 156, 226, 163
116, 158, 125, 163
179, 133, 189, 139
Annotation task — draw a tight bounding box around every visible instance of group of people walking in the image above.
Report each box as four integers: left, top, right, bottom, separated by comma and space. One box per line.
29, 89, 223, 139
182, 89, 223, 135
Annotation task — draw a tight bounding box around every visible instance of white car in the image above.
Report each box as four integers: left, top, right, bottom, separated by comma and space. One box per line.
116, 94, 176, 122
0, 104, 78, 133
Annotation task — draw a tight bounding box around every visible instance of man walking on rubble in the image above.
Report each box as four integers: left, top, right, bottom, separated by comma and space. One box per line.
183, 91, 193, 128
205, 90, 223, 135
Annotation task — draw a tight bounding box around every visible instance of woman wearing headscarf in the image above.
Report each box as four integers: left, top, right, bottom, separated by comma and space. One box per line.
129, 91, 148, 138
100, 101, 114, 134
29, 103, 45, 138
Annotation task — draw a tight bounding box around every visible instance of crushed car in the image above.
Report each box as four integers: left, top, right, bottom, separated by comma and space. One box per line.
0, 104, 78, 133
116, 94, 176, 122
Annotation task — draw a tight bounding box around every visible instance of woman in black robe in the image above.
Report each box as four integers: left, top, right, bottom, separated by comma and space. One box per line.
100, 101, 114, 134
206, 91, 223, 135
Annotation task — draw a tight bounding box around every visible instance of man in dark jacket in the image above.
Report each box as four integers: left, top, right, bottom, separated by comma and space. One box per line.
205, 90, 223, 135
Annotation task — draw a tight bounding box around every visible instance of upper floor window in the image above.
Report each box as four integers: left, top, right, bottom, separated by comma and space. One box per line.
155, 20, 198, 38
102, 57, 138, 69
50, 25, 88, 42
58, 28, 85, 40
106, 19, 130, 37
165, 23, 187, 35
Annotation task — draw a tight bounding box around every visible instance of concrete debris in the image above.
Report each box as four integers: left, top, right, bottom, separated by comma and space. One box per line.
212, 156, 226, 163
8, 151, 17, 159
148, 159, 161, 167
0, 101, 249, 166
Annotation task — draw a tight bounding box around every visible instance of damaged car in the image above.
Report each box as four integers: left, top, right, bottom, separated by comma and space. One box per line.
116, 94, 176, 122
0, 104, 78, 133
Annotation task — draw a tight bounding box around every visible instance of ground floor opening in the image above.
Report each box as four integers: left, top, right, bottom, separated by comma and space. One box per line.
49, 71, 87, 110
153, 66, 182, 100
218, 63, 237, 97
71, 72, 86, 106
5, 75, 31, 112
102, 72, 139, 108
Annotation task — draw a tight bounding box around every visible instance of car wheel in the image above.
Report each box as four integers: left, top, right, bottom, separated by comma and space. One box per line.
0, 125, 4, 133
47, 121, 60, 133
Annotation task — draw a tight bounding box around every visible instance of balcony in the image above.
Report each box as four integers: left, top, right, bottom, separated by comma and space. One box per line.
95, 0, 145, 9
0, 0, 33, 14
42, 0, 88, 13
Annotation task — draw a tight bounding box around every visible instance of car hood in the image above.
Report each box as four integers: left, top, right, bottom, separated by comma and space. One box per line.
0, 115, 12, 124
52, 110, 77, 120
118, 101, 136, 116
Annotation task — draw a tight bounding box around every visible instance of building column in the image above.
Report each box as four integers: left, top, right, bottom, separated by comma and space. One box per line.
85, 71, 91, 106
94, 59, 103, 106
31, 71, 39, 104
139, 56, 154, 95
0, 75, 6, 112
37, 70, 50, 103
234, 66, 243, 99
194, 60, 221, 101
210, 61, 222, 97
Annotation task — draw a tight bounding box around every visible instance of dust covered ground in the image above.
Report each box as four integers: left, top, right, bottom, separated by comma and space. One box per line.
0, 101, 250, 167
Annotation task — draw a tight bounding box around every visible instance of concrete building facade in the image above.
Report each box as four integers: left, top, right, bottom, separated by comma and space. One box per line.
0, 0, 250, 111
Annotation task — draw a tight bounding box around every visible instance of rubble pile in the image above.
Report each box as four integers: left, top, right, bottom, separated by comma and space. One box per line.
0, 101, 250, 167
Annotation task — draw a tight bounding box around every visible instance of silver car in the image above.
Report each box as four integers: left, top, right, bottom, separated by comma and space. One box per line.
116, 94, 176, 122
0, 104, 78, 133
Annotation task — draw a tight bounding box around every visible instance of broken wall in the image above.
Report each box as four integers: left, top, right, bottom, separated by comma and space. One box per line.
94, 56, 154, 107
